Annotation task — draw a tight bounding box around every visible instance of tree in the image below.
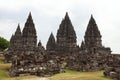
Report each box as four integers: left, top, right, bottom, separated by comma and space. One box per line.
0, 37, 9, 51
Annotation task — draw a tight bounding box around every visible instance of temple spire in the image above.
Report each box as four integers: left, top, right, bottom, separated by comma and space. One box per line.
38, 40, 42, 47
22, 12, 36, 36
84, 15, 102, 49
65, 12, 70, 20
22, 12, 37, 49
15, 24, 21, 36
56, 12, 77, 53
46, 32, 56, 51
10, 34, 14, 41
11, 24, 22, 50
91, 14, 93, 19
89, 14, 96, 25
85, 15, 101, 37
27, 12, 33, 22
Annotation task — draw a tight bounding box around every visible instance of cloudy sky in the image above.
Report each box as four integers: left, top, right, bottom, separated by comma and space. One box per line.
0, 0, 120, 53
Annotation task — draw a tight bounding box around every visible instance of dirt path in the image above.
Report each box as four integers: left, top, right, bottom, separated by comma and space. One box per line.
24, 77, 49, 80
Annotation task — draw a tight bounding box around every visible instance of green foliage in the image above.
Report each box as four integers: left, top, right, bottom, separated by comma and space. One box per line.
0, 37, 9, 51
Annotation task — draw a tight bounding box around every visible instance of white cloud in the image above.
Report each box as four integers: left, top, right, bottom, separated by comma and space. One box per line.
0, 20, 17, 40
0, 0, 120, 53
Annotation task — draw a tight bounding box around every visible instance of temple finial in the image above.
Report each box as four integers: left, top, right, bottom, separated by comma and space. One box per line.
15, 24, 21, 35
65, 12, 69, 19
27, 12, 33, 22
38, 40, 42, 47
91, 14, 93, 18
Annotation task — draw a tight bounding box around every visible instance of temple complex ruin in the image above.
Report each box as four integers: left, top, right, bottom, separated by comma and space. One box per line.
5, 12, 120, 78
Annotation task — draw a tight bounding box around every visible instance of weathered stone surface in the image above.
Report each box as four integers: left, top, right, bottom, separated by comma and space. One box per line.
46, 32, 56, 53
104, 55, 120, 80
67, 15, 112, 71
6, 12, 120, 78
4, 24, 22, 62
55, 12, 79, 54
46, 14, 115, 72
8, 12, 64, 77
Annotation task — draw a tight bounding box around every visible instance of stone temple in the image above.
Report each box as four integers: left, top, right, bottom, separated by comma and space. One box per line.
46, 12, 79, 60
46, 13, 112, 72
7, 13, 64, 77
67, 15, 112, 71
5, 12, 120, 78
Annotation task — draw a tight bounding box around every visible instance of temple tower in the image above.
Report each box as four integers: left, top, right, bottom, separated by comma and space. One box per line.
14, 24, 22, 50
56, 12, 77, 53
46, 32, 56, 52
22, 12, 37, 50
84, 15, 102, 51
9, 24, 22, 51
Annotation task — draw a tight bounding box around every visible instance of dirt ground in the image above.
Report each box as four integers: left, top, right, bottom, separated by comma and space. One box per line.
23, 78, 49, 80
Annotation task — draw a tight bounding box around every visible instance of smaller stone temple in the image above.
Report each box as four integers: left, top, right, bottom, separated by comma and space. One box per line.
46, 32, 56, 53
4, 24, 22, 63
7, 13, 64, 77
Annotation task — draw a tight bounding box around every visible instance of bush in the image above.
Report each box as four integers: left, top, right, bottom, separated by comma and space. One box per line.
0, 37, 9, 51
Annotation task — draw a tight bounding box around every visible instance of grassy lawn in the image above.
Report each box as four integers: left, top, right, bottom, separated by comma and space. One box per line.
50, 69, 111, 80
0, 57, 111, 80
0, 57, 4, 63
0, 57, 11, 80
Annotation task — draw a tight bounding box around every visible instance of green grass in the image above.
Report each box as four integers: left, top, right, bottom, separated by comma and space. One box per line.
0, 57, 4, 63
50, 69, 111, 80
0, 57, 11, 80
0, 57, 111, 80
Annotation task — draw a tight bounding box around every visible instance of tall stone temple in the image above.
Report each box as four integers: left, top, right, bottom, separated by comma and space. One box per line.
5, 12, 120, 78
46, 12, 79, 56
6, 13, 64, 77
22, 13, 37, 51
56, 12, 78, 53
